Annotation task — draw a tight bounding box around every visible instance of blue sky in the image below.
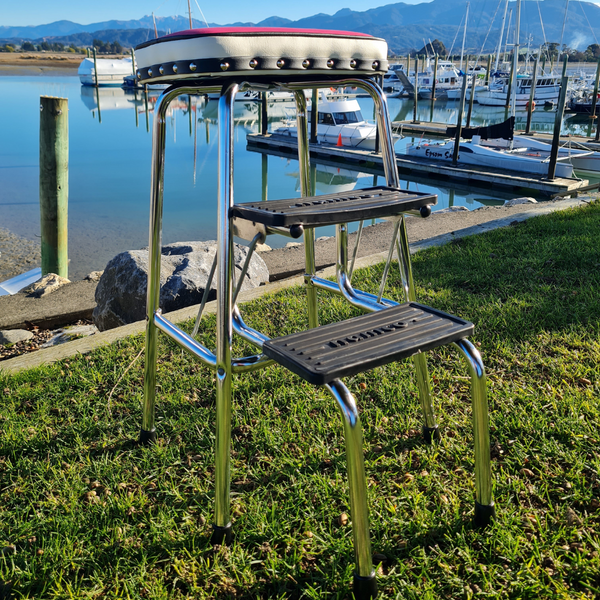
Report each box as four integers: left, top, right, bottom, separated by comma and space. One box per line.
2, 0, 428, 27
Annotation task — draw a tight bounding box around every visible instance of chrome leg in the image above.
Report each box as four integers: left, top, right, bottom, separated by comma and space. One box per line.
396, 216, 437, 441
294, 90, 318, 329
326, 380, 377, 599
454, 339, 495, 527
141, 87, 180, 444
212, 82, 239, 545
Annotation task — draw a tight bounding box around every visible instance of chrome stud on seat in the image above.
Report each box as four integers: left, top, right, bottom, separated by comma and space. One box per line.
172, 64, 178, 73
249, 59, 258, 69
220, 62, 230, 71
189, 62, 197, 72
136, 70, 141, 79
147, 68, 153, 77
159, 66, 165, 75
302, 59, 310, 68
327, 59, 334, 68
350, 59, 357, 68
372, 61, 379, 69
276, 58, 285, 68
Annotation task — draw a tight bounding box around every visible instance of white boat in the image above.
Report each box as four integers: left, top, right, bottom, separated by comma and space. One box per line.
476, 73, 561, 107
405, 134, 574, 178
483, 135, 599, 176
273, 95, 381, 150
78, 57, 134, 87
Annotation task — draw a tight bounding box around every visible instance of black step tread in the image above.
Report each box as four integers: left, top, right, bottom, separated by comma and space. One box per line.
230, 186, 436, 228
263, 303, 472, 385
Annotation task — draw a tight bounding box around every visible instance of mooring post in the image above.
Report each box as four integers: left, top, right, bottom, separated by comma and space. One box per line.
92, 47, 99, 88
547, 55, 569, 180
130, 48, 136, 79
310, 89, 318, 144
485, 54, 492, 86
466, 63, 477, 127
261, 92, 268, 136
39, 96, 69, 279
590, 57, 600, 141
412, 55, 419, 123
430, 54, 439, 102
453, 57, 470, 165
525, 56, 539, 135
505, 55, 515, 107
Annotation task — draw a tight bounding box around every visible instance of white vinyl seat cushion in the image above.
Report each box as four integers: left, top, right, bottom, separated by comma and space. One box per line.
135, 27, 388, 84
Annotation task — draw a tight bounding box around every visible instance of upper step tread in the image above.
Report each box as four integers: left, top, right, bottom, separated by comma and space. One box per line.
230, 186, 436, 228
263, 302, 472, 385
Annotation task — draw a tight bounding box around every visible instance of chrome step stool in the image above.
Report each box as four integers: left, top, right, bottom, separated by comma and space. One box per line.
135, 27, 494, 600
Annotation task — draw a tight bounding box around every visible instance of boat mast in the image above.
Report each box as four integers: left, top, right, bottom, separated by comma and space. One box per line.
559, 0, 570, 60
188, 0, 193, 29
510, 0, 521, 127
494, 0, 509, 73
460, 2, 470, 73
152, 12, 158, 38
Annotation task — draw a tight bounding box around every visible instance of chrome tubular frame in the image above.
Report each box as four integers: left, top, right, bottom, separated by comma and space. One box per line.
293, 89, 319, 329
213, 82, 239, 540
326, 379, 375, 582
454, 339, 494, 515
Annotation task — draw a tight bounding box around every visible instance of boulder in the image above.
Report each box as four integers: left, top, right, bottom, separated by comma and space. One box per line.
22, 273, 71, 298
505, 197, 537, 207
93, 241, 269, 331
0, 329, 34, 345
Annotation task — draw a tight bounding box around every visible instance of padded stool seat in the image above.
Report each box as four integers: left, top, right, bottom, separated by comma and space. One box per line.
135, 27, 389, 85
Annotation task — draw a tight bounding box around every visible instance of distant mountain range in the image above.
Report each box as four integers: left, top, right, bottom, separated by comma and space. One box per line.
2, 0, 600, 55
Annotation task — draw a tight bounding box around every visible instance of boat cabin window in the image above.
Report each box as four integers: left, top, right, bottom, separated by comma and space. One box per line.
459, 146, 474, 153
331, 111, 362, 125
317, 112, 335, 125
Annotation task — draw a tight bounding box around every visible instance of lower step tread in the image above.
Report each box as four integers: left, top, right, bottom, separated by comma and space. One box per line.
263, 302, 473, 385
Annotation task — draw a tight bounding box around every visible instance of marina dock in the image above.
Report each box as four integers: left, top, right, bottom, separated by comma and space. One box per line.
247, 133, 590, 197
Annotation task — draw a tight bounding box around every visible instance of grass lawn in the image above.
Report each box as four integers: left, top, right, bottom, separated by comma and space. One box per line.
1, 200, 599, 599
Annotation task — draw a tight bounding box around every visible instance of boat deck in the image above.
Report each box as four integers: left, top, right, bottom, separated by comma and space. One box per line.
392, 120, 600, 152
246, 133, 590, 197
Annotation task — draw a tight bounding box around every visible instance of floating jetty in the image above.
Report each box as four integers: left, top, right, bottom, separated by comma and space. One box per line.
246, 133, 590, 197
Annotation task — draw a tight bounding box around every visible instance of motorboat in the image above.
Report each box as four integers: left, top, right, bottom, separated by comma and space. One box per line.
272, 95, 382, 150
483, 135, 599, 176
476, 73, 561, 107
405, 134, 574, 178
78, 57, 135, 87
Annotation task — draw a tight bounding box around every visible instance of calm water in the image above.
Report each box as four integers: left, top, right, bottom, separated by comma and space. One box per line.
0, 73, 595, 280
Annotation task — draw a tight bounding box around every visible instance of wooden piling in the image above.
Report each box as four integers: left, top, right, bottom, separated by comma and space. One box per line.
130, 48, 136, 78
485, 54, 492, 86
412, 55, 419, 123
525, 56, 538, 135
92, 47, 99, 88
430, 54, 439, 101
310, 89, 318, 144
452, 60, 469, 165
548, 56, 569, 180
39, 96, 69, 278
591, 56, 600, 120
466, 60, 477, 127
261, 92, 268, 136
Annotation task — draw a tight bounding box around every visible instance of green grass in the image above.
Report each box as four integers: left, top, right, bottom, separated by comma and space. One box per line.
1, 201, 600, 599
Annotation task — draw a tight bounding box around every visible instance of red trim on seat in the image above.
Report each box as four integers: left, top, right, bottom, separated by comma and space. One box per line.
163, 27, 373, 39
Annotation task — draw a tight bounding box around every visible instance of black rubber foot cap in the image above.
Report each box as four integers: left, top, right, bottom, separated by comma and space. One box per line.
474, 500, 495, 528
422, 425, 440, 445
420, 204, 432, 218
211, 523, 233, 546
353, 573, 378, 600
139, 428, 157, 445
